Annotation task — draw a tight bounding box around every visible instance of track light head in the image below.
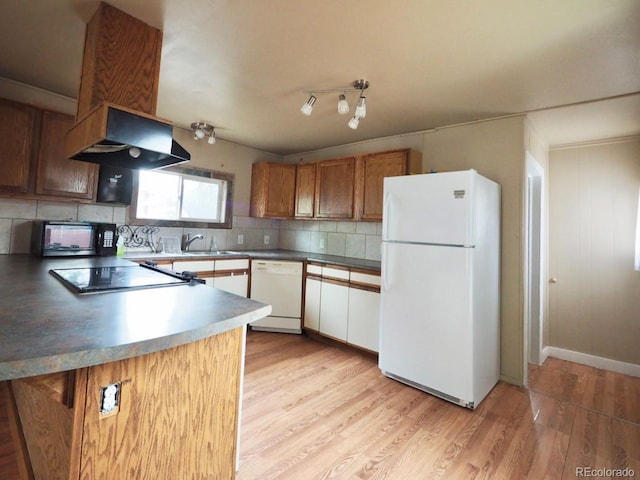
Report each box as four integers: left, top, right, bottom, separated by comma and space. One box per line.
301, 95, 317, 116
348, 115, 360, 130
355, 96, 367, 118
337, 94, 350, 115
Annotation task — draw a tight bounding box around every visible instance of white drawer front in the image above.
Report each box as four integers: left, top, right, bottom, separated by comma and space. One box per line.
172, 260, 215, 272
350, 271, 381, 286
307, 264, 322, 275
215, 259, 249, 271
322, 266, 349, 280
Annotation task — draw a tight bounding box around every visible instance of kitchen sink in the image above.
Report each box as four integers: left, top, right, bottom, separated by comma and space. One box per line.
178, 250, 240, 256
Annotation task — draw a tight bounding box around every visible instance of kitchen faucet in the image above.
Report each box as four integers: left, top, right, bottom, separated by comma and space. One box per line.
182, 233, 204, 252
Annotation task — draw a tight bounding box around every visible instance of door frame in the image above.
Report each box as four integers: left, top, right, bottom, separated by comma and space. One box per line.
524, 152, 545, 382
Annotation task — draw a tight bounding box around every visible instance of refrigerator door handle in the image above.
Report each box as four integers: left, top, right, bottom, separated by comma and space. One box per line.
382, 242, 390, 291
383, 192, 393, 240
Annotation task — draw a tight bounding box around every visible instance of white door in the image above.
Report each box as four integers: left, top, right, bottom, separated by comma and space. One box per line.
383, 171, 475, 246
379, 241, 474, 402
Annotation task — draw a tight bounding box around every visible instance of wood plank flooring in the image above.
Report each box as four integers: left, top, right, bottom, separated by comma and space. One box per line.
1, 331, 638, 479
237, 332, 639, 480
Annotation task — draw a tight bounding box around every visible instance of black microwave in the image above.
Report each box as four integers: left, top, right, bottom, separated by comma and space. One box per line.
31, 221, 118, 257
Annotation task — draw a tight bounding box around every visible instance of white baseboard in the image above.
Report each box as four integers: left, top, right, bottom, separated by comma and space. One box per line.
542, 346, 640, 378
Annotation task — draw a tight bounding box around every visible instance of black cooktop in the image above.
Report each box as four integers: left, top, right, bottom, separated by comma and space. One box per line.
49, 264, 190, 294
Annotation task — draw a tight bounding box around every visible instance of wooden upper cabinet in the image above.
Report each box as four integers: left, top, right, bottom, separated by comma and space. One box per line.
250, 162, 296, 218
294, 163, 316, 218
35, 110, 98, 200
0, 98, 38, 195
315, 157, 356, 219
357, 149, 422, 221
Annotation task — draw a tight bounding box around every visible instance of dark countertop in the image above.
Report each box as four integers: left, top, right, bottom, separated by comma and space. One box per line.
125, 249, 381, 272
0, 255, 271, 381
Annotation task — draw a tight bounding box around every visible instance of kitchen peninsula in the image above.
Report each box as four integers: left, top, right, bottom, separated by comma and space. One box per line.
0, 254, 271, 479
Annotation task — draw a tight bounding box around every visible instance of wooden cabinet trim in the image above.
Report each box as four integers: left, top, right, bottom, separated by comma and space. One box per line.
212, 269, 249, 278
319, 276, 350, 288
348, 282, 381, 293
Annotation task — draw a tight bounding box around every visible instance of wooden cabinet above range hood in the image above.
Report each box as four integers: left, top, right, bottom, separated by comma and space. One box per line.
65, 2, 189, 170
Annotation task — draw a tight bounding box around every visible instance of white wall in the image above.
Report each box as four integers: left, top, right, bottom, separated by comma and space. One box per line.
420, 116, 527, 385
548, 137, 640, 366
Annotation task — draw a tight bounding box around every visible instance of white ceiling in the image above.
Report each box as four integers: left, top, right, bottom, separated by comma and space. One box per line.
0, 0, 638, 155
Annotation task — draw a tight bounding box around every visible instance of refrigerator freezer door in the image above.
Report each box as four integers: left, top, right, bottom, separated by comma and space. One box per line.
382, 171, 475, 246
379, 242, 474, 403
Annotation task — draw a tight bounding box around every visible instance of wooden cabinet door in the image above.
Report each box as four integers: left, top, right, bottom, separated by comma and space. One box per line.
315, 157, 355, 219
360, 150, 409, 221
294, 163, 316, 218
250, 163, 296, 218
0, 98, 37, 194
35, 110, 98, 199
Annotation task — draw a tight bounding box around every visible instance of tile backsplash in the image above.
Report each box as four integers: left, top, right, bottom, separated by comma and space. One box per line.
0, 198, 381, 260
0, 198, 126, 254
279, 219, 382, 261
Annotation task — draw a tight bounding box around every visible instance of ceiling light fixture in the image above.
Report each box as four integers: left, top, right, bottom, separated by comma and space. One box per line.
190, 122, 216, 145
300, 79, 370, 130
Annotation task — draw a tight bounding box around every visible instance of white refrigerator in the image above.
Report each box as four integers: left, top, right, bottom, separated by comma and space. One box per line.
379, 170, 500, 409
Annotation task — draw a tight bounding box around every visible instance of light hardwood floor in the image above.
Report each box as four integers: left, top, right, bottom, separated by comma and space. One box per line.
237, 332, 639, 480
1, 332, 639, 479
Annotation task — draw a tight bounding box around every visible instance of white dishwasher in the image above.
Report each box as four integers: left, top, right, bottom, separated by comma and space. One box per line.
249, 260, 303, 334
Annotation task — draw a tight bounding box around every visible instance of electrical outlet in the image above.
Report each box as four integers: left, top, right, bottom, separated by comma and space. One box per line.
100, 382, 120, 415
237, 234, 244, 245
319, 238, 325, 249
264, 235, 270, 245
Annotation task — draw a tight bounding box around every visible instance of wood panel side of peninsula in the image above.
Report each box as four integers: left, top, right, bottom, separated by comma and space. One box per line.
10, 327, 244, 480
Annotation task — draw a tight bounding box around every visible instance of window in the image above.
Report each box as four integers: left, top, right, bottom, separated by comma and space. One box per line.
130, 166, 233, 228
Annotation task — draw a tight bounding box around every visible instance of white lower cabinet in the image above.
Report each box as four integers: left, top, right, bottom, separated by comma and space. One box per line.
214, 273, 248, 297
304, 277, 321, 331
173, 258, 249, 297
304, 263, 381, 352
319, 281, 349, 342
347, 287, 380, 352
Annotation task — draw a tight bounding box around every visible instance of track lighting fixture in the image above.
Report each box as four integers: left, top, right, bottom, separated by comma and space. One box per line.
300, 79, 370, 130
190, 122, 216, 145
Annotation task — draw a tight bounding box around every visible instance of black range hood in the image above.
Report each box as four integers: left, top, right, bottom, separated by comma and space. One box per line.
65, 102, 190, 170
